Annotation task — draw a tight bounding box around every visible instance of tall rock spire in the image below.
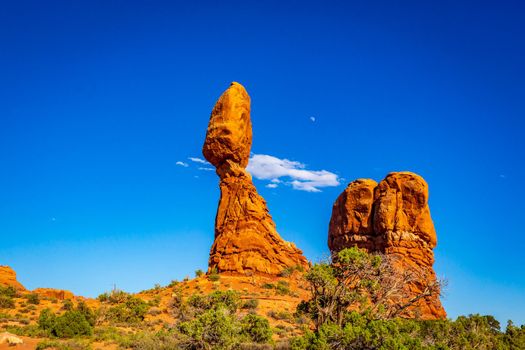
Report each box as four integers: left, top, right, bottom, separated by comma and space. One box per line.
203, 82, 308, 275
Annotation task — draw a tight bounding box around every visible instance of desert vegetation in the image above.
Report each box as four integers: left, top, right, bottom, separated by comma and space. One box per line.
2, 249, 524, 349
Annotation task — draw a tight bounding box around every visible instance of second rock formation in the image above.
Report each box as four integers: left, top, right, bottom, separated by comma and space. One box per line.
328, 172, 446, 319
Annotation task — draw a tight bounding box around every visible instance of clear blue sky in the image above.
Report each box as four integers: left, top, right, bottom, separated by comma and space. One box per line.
1, 1, 524, 326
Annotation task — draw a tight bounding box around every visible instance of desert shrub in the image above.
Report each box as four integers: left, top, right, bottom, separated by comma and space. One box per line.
38, 308, 93, 338
0, 295, 15, 309
289, 312, 525, 350
209, 273, 221, 282
39, 303, 94, 339
36, 339, 91, 350
187, 290, 240, 316
302, 247, 444, 329
195, 269, 205, 277
76, 300, 96, 327
242, 299, 259, 310
53, 310, 93, 338
5, 324, 48, 337
241, 314, 273, 343
178, 307, 239, 349
38, 308, 57, 332
106, 295, 150, 324
280, 267, 295, 277
0, 286, 17, 298
26, 293, 40, 305
61, 299, 73, 311
275, 281, 290, 295
261, 283, 274, 289
268, 310, 293, 322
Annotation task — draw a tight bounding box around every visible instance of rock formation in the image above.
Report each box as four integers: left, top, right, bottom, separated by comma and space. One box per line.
203, 82, 308, 275
33, 288, 74, 301
328, 172, 446, 319
0, 265, 25, 290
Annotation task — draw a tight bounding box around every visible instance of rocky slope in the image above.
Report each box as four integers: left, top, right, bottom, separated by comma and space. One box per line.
203, 82, 308, 275
328, 172, 446, 319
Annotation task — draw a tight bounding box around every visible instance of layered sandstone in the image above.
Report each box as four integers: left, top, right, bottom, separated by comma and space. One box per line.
204, 82, 308, 275
328, 172, 446, 319
0, 266, 25, 290
33, 288, 74, 301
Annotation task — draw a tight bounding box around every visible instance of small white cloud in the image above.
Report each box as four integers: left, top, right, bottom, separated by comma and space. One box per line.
499, 174, 507, 179
266, 183, 278, 189
310, 116, 316, 122
176, 161, 189, 167
247, 154, 340, 192
189, 157, 209, 164
198, 167, 215, 171
50, 217, 56, 222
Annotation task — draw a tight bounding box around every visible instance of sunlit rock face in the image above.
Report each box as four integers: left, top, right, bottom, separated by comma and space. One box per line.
329, 172, 446, 319
203, 82, 308, 275
0, 266, 25, 290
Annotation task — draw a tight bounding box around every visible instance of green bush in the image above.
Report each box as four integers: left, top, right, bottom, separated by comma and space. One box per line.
0, 295, 15, 309
289, 312, 525, 350
0, 286, 17, 298
38, 308, 93, 338
261, 283, 274, 289
209, 273, 221, 282
275, 281, 290, 295
106, 295, 150, 324
61, 299, 73, 311
76, 300, 96, 326
26, 293, 40, 305
241, 314, 272, 343
178, 307, 238, 349
187, 290, 240, 316
280, 267, 294, 277
195, 269, 205, 277
53, 311, 93, 338
242, 299, 259, 310
36, 339, 91, 350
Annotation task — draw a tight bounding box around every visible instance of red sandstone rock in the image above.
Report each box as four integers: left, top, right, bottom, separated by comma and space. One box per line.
328, 172, 446, 319
204, 83, 308, 275
0, 266, 25, 290
33, 288, 74, 301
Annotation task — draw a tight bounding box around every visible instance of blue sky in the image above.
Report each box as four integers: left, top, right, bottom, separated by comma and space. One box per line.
1, 1, 524, 326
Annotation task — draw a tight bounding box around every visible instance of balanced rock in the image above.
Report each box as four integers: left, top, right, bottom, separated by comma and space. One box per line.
204, 82, 308, 275
328, 172, 446, 319
0, 266, 25, 290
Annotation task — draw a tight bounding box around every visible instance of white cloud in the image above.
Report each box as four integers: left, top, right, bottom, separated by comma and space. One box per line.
198, 167, 215, 171
310, 116, 316, 122
247, 154, 340, 192
176, 161, 189, 167
266, 183, 278, 189
189, 157, 209, 164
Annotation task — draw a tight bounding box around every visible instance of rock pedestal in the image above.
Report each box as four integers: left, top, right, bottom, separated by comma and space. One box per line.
203, 83, 308, 275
